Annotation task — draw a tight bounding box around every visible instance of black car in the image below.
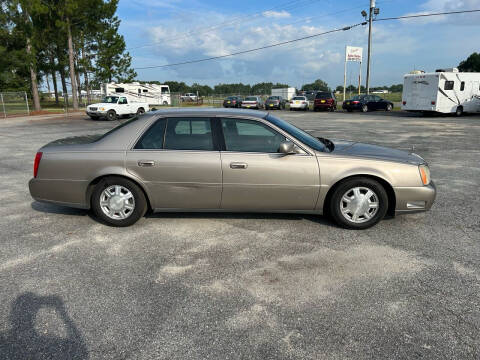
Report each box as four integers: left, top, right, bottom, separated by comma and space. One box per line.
265, 96, 286, 110
223, 96, 243, 108
343, 95, 394, 112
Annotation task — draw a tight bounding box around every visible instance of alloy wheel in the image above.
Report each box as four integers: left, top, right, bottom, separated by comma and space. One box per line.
99, 185, 135, 220
340, 186, 379, 224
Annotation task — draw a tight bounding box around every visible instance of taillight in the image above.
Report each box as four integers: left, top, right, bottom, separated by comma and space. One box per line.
431, 101, 435, 105
34, 152, 42, 178
302, 101, 307, 104
232, 100, 236, 104
352, 101, 359, 104
403, 101, 406, 105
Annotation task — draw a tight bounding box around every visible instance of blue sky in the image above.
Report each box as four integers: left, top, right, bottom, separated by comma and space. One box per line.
116, 0, 480, 89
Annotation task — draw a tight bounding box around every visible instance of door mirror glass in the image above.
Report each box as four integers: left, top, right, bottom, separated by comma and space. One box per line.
278, 141, 295, 154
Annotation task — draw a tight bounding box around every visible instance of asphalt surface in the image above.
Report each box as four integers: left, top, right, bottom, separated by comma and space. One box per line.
0, 110, 479, 359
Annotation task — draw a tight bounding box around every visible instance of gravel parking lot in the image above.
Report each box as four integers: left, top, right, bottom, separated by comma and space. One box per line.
0, 110, 479, 359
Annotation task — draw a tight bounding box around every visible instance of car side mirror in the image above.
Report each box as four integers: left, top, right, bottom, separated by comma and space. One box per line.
278, 141, 295, 154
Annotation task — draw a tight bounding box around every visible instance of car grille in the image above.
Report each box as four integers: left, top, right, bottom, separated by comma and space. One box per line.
89, 107, 97, 111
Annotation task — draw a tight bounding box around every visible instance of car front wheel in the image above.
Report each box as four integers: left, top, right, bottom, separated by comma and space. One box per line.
362, 104, 369, 112
386, 104, 393, 111
329, 177, 388, 229
106, 110, 117, 121
91, 177, 147, 227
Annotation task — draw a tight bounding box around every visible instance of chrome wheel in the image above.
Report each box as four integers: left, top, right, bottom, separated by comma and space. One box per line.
340, 187, 379, 224
99, 185, 135, 220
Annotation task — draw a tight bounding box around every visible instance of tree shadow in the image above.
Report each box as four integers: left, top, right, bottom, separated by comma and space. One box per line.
0, 292, 88, 359
31, 201, 88, 216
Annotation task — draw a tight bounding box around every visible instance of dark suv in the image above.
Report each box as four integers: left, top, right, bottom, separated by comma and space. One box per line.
314, 92, 337, 112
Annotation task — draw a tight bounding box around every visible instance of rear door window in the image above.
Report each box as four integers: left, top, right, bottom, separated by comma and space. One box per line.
134, 119, 167, 149
164, 118, 213, 151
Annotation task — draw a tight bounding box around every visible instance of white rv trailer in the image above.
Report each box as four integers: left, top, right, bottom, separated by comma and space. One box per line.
402, 68, 480, 115
271, 87, 297, 100
102, 82, 171, 106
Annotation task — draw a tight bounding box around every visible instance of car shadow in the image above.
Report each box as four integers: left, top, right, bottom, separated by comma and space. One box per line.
31, 201, 88, 216
0, 292, 88, 359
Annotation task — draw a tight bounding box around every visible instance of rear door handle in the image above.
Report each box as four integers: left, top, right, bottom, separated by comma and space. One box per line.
230, 162, 248, 169
138, 160, 155, 167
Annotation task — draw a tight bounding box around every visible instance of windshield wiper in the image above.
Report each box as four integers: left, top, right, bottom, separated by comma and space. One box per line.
317, 137, 335, 152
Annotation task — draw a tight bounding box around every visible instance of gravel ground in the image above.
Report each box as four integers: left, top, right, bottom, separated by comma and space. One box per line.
0, 110, 479, 359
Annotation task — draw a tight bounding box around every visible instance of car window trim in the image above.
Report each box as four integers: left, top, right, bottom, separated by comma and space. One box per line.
130, 116, 220, 152
215, 115, 312, 155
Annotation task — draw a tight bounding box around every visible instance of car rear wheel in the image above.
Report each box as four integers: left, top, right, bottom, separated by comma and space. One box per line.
386, 104, 393, 111
92, 177, 147, 227
329, 177, 388, 229
136, 107, 145, 115
362, 105, 369, 113
106, 110, 117, 121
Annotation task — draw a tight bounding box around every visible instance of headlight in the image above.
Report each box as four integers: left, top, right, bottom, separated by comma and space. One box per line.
419, 165, 431, 185
99, 107, 105, 111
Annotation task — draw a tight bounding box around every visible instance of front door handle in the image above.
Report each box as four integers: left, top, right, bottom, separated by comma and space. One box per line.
138, 160, 155, 167
230, 162, 248, 169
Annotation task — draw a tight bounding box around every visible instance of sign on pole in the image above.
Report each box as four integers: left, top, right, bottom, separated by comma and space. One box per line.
344, 46, 364, 100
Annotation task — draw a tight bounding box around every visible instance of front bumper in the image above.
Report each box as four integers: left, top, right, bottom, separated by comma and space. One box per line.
394, 181, 436, 214
86, 110, 107, 118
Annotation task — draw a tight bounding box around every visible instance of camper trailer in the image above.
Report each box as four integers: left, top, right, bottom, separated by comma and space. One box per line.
102, 82, 171, 106
402, 68, 480, 115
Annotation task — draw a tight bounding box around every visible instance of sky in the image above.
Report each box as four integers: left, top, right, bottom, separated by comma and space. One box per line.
116, 0, 480, 89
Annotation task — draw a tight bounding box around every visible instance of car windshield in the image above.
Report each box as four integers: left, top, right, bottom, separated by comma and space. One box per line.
266, 114, 326, 152
292, 97, 305, 100
102, 96, 119, 103
315, 92, 332, 99
245, 97, 257, 101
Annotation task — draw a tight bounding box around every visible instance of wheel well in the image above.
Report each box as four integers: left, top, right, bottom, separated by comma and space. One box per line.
86, 174, 152, 211
138, 107, 144, 111
322, 174, 396, 217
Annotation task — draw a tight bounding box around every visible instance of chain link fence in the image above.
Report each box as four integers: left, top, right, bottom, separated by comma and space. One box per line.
0, 92, 30, 118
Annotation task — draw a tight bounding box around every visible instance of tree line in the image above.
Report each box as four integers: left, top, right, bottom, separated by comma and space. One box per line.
0, 0, 135, 111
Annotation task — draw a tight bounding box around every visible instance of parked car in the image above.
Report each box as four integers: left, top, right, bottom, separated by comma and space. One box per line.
314, 92, 337, 112
343, 95, 394, 112
265, 96, 286, 110
29, 108, 436, 229
241, 96, 264, 109
86, 95, 149, 121
181, 93, 198, 102
289, 96, 309, 111
223, 96, 243, 108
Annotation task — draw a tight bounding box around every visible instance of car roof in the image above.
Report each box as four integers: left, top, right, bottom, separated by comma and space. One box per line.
148, 107, 268, 118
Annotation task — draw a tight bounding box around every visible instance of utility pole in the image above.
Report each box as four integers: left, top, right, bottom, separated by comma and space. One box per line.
362, 0, 379, 94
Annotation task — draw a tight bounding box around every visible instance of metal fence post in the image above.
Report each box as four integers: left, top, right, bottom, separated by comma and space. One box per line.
1, 93, 6, 118
24, 91, 30, 115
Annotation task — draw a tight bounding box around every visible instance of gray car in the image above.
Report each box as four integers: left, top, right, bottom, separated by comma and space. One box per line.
29, 108, 436, 228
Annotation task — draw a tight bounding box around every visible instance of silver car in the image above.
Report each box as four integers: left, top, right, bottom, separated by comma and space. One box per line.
29, 108, 436, 228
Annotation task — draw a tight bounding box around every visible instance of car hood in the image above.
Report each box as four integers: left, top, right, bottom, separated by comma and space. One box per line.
88, 102, 111, 107
330, 139, 426, 165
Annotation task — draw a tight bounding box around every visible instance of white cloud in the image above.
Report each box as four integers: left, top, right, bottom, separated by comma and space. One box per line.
262, 10, 291, 18
401, 0, 480, 25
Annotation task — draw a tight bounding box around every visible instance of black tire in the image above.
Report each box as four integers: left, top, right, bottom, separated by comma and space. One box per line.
91, 177, 147, 227
314, 107, 318, 112
329, 177, 388, 230
106, 110, 117, 121
362, 104, 369, 113
136, 107, 145, 115
455, 106, 463, 117
289, 108, 293, 111
386, 104, 393, 112
163, 101, 168, 106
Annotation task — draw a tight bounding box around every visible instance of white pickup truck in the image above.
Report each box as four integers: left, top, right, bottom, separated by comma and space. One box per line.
86, 95, 150, 120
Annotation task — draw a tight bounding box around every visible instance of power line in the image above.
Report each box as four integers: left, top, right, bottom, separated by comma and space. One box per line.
373, 8, 480, 22
133, 8, 480, 70
135, 23, 363, 70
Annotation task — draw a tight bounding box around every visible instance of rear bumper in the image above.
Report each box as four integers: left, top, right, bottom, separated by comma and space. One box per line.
394, 181, 436, 214
29, 178, 90, 209
342, 104, 362, 110
290, 103, 308, 109
314, 102, 334, 108
266, 103, 281, 109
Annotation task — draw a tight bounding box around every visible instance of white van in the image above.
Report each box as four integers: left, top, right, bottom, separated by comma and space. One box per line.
402, 68, 480, 115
